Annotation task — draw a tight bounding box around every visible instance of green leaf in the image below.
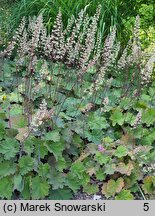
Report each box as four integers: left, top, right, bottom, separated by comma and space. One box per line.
110, 109, 124, 126
142, 108, 155, 126
83, 184, 99, 195
19, 156, 35, 175
72, 134, 83, 147
141, 129, 155, 145
115, 189, 134, 200
80, 173, 90, 187
6, 128, 18, 138
55, 158, 67, 172
49, 188, 73, 200
9, 92, 22, 103
0, 112, 6, 120
86, 160, 97, 176
10, 104, 23, 116
0, 138, 19, 160
10, 115, 28, 129
68, 120, 85, 135
124, 173, 138, 189
102, 178, 124, 198
0, 161, 17, 179
85, 129, 103, 144
142, 176, 154, 194
13, 175, 24, 192
66, 173, 81, 192
124, 112, 136, 126
141, 94, 151, 102
52, 116, 65, 128
48, 168, 65, 190
44, 131, 60, 142
87, 112, 108, 130
62, 128, 73, 143
34, 139, 48, 159
88, 143, 97, 154
38, 163, 50, 179
104, 163, 116, 175
119, 98, 132, 110
23, 136, 34, 155
3, 63, 12, 75
0, 177, 13, 199
135, 101, 148, 109
0, 120, 6, 139
32, 176, 50, 199
45, 140, 65, 161
70, 161, 85, 179
95, 152, 110, 165
114, 146, 128, 158
116, 161, 134, 176
21, 176, 31, 199
96, 168, 106, 181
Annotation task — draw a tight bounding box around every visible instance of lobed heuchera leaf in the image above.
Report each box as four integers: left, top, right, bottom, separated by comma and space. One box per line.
70, 161, 86, 179
23, 136, 35, 155
66, 173, 81, 192
55, 158, 68, 172
6, 128, 18, 138
124, 173, 138, 189
0, 161, 17, 179
141, 108, 155, 126
102, 177, 124, 198
87, 112, 109, 130
44, 131, 60, 142
61, 128, 73, 143
38, 163, 50, 179
32, 176, 50, 199
0, 177, 13, 199
0, 138, 19, 160
79, 173, 90, 187
49, 188, 73, 200
19, 156, 35, 175
104, 163, 116, 175
85, 130, 103, 144
110, 109, 124, 126
115, 161, 134, 176
34, 139, 48, 159
45, 140, 65, 161
13, 174, 24, 192
48, 168, 66, 190
21, 176, 31, 200
0, 120, 6, 140
115, 189, 134, 200
142, 176, 155, 194
114, 145, 128, 158
83, 184, 99, 195
86, 166, 96, 176
10, 115, 28, 129
95, 152, 111, 165
96, 168, 106, 181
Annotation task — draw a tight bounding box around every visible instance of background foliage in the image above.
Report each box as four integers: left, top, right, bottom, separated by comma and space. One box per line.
0, 0, 155, 200
0, 0, 155, 46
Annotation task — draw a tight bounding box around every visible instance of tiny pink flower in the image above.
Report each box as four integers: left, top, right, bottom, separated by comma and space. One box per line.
98, 145, 106, 153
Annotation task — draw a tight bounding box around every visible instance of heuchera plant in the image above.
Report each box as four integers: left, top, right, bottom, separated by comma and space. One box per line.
0, 7, 155, 200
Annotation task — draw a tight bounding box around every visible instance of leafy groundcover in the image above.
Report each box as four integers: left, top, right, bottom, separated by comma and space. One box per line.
0, 8, 155, 200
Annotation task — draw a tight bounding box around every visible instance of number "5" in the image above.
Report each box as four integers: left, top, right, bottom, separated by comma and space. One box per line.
143, 203, 149, 211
